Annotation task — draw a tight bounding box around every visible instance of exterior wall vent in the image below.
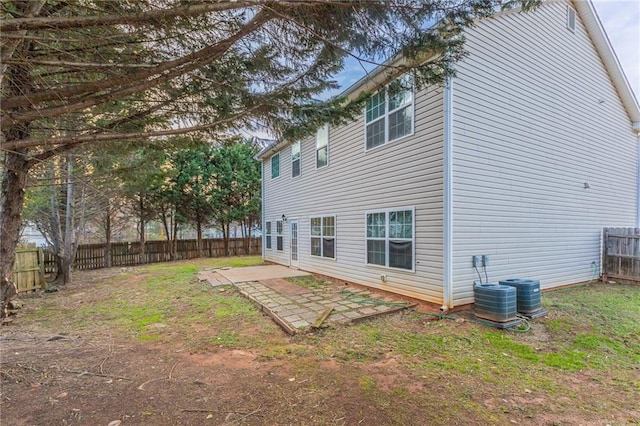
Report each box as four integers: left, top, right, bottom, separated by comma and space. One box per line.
566, 6, 576, 32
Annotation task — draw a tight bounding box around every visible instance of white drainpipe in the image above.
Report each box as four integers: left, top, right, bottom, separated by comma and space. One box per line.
261, 160, 266, 261
443, 76, 454, 310
637, 132, 640, 227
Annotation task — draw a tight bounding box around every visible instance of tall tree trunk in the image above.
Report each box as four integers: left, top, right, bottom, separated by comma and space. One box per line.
172, 217, 178, 260
223, 221, 230, 257
138, 197, 146, 265
0, 30, 37, 317
60, 155, 74, 285
0, 150, 29, 318
49, 163, 63, 282
196, 218, 202, 258
247, 219, 253, 255
104, 201, 112, 268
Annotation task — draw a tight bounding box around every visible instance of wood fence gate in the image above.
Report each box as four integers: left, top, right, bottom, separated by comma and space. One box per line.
602, 227, 640, 285
12, 243, 46, 293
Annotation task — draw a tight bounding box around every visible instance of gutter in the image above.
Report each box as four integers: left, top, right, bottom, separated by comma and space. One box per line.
443, 76, 454, 309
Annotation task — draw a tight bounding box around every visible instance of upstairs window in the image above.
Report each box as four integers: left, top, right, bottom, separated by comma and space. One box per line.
566, 6, 576, 32
265, 221, 272, 249
316, 125, 329, 168
271, 153, 280, 179
291, 141, 301, 178
310, 215, 335, 259
365, 76, 414, 150
276, 220, 283, 251
366, 208, 414, 271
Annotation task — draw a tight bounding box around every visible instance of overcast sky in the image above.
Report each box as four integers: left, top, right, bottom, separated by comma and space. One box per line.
592, 0, 640, 100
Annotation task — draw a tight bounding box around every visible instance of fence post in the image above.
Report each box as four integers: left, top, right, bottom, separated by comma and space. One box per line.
38, 248, 46, 289
602, 228, 608, 282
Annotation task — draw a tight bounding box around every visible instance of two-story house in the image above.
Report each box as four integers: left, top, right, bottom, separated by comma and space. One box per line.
257, 0, 640, 309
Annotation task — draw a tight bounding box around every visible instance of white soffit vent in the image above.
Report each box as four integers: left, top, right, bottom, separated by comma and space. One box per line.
567, 5, 576, 32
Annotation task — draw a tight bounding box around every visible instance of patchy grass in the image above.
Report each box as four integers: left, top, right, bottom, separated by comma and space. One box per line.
21, 256, 276, 348
358, 374, 377, 393
286, 275, 332, 291
7, 262, 640, 425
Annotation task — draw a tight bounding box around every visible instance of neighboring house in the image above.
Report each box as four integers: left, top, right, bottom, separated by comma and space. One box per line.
20, 223, 49, 247
257, 0, 640, 309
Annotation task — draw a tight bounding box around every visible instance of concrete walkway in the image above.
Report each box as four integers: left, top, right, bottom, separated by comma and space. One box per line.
197, 265, 414, 334
197, 265, 310, 286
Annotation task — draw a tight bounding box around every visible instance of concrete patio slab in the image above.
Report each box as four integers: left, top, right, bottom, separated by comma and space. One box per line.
215, 265, 310, 283
196, 270, 232, 287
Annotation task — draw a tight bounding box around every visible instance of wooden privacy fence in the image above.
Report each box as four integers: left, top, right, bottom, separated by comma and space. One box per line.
602, 227, 640, 284
12, 243, 46, 293
43, 237, 261, 272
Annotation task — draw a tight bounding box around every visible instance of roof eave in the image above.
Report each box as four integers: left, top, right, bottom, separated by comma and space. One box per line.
573, 0, 640, 128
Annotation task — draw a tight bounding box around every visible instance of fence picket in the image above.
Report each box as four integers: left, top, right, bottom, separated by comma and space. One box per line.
39, 238, 261, 275
602, 227, 640, 285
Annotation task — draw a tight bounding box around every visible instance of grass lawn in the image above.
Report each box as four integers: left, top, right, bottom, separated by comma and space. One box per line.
1, 256, 638, 425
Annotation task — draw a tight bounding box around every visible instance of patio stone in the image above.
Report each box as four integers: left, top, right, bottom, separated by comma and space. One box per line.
300, 312, 318, 321
290, 320, 310, 329
221, 267, 412, 334
328, 313, 347, 321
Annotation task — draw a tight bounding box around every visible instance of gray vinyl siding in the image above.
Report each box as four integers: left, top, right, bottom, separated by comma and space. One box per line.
450, 1, 638, 304
263, 86, 445, 304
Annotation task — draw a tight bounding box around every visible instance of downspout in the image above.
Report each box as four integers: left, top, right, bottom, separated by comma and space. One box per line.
636, 128, 640, 227
261, 160, 266, 261
442, 76, 454, 310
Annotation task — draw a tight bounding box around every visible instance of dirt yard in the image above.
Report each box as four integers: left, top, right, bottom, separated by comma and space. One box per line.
1, 257, 638, 425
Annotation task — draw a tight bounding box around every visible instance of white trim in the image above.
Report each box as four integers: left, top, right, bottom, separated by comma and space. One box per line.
363, 77, 415, 153
364, 206, 416, 273
270, 153, 281, 180
309, 214, 337, 260
265, 220, 273, 250
276, 220, 284, 251
315, 124, 330, 169
289, 218, 300, 267
443, 76, 453, 308
291, 141, 301, 179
